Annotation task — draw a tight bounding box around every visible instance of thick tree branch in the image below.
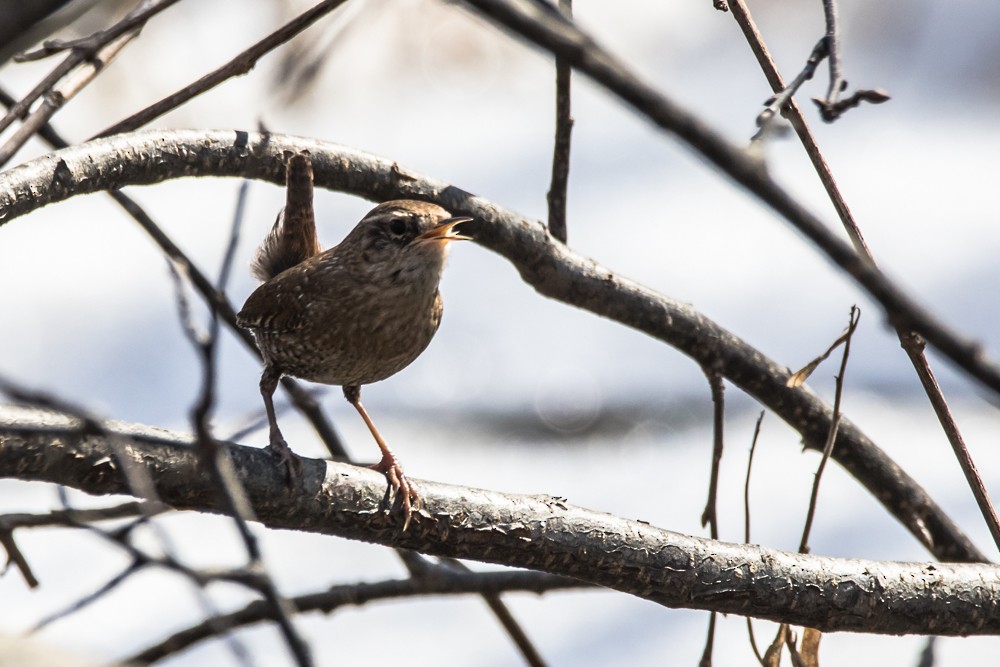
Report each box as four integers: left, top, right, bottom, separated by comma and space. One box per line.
0, 129, 984, 563
0, 425, 997, 636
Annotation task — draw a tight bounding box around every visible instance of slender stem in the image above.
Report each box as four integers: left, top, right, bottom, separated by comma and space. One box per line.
701, 369, 725, 540
545, 0, 573, 243
799, 307, 859, 554
821, 0, 843, 105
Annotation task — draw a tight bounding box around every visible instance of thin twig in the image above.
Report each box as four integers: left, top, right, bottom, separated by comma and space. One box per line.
701, 369, 724, 539
725, 0, 1000, 554
753, 37, 827, 137
545, 0, 572, 243
0, 524, 38, 588
744, 411, 765, 666
798, 307, 859, 554
700, 612, 717, 667
820, 0, 842, 108
95, 0, 350, 139
699, 367, 725, 667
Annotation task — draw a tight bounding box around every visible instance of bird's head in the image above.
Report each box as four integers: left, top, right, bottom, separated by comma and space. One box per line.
343, 199, 472, 287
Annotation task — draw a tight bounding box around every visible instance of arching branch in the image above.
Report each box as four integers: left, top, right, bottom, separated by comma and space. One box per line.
0, 129, 985, 563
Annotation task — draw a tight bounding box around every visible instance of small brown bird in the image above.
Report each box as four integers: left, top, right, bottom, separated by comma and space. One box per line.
237, 154, 470, 527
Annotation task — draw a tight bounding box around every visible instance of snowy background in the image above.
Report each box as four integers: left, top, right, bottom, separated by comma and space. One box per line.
2, 0, 1000, 664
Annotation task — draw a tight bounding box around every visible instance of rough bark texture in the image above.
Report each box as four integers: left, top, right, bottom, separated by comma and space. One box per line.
0, 422, 997, 636
0, 129, 984, 564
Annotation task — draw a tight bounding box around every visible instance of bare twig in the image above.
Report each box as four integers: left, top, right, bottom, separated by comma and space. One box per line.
725, 0, 1000, 553
753, 37, 827, 137
700, 612, 717, 667
0, 524, 38, 588
798, 307, 859, 554
95, 0, 351, 139
748, 0, 887, 131
811, 0, 889, 122
545, 0, 573, 243
700, 368, 725, 667
700, 369, 724, 539
916, 636, 936, 667
744, 411, 765, 666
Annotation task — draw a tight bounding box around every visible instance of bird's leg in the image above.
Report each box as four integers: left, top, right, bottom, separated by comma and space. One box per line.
260, 365, 302, 483
343, 385, 418, 529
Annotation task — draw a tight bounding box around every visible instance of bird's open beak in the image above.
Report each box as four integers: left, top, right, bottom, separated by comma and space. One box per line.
416, 216, 474, 243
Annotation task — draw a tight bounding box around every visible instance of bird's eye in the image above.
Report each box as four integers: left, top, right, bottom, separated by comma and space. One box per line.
388, 218, 407, 236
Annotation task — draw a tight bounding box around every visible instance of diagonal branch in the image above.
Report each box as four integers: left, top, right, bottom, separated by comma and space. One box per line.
1, 425, 998, 636
0, 129, 985, 563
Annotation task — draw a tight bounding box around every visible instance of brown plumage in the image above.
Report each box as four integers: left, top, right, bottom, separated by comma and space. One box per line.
237, 154, 470, 528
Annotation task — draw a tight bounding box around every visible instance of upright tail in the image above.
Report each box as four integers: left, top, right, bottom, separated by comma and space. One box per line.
250, 152, 321, 281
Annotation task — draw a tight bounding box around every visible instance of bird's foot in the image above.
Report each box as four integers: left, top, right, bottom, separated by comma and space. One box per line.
266, 434, 303, 485
371, 453, 419, 530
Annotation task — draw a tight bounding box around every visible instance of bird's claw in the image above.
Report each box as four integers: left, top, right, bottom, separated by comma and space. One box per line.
266, 435, 303, 485
372, 456, 419, 530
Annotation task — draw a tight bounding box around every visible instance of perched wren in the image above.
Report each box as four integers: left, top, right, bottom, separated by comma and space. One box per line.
237, 154, 470, 527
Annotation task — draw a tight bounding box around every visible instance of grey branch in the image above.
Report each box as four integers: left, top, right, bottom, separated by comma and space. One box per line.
1, 424, 998, 636
0, 129, 984, 564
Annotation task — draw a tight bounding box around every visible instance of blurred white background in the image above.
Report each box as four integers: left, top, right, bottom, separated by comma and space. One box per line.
2, 0, 1000, 664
